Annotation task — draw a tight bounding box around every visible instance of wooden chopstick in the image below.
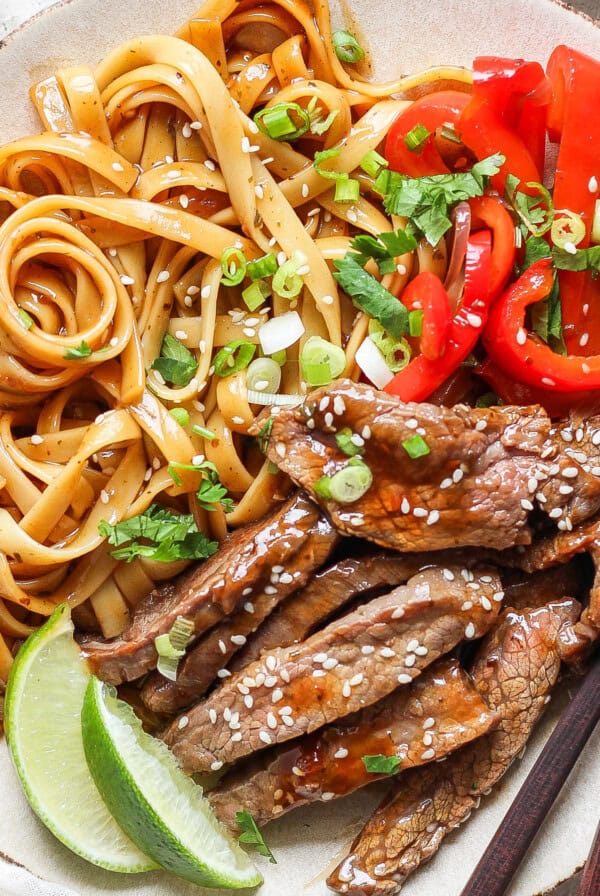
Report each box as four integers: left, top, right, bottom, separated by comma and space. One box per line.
459, 649, 600, 896
577, 815, 600, 896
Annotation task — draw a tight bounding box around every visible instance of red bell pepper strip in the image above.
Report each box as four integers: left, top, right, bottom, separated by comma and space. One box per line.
458, 57, 548, 192
385, 230, 491, 402
400, 271, 451, 361
483, 258, 600, 392
384, 91, 470, 177
546, 45, 600, 354
469, 195, 516, 300
477, 357, 600, 418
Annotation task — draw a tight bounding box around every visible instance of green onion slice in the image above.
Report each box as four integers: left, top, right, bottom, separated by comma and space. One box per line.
404, 123, 431, 153
272, 258, 304, 299
402, 434, 430, 459
360, 150, 389, 179
242, 279, 271, 312
246, 357, 282, 394
253, 102, 310, 141
220, 247, 247, 287
335, 177, 360, 203
408, 309, 424, 337
300, 336, 346, 386
168, 407, 190, 427
332, 30, 365, 64
247, 253, 278, 281
329, 459, 373, 503
191, 424, 216, 441
335, 428, 363, 457
213, 340, 256, 377
551, 209, 586, 250
18, 309, 34, 329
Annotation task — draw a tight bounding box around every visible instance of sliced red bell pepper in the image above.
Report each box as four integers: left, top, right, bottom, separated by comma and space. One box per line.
477, 357, 600, 418
483, 257, 600, 392
385, 230, 491, 402
469, 195, 516, 300
400, 271, 451, 361
458, 57, 548, 192
384, 91, 470, 177
546, 45, 600, 354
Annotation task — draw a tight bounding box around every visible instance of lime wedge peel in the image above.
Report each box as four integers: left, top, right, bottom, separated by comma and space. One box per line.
81, 675, 263, 890
4, 604, 155, 873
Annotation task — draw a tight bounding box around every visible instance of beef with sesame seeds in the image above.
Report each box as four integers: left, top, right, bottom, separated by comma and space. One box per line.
229, 551, 429, 673
265, 380, 600, 552
208, 657, 499, 830
81, 492, 338, 685
141, 519, 339, 714
162, 564, 502, 773
327, 598, 580, 896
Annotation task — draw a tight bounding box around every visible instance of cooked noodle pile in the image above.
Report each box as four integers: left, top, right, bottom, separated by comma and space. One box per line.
0, 0, 472, 679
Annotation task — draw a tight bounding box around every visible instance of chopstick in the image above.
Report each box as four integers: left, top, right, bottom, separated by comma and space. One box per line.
576, 814, 600, 896
459, 648, 600, 896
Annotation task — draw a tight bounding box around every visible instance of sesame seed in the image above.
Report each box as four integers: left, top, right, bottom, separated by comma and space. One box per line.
100, 490, 109, 504
223, 707, 232, 722
421, 748, 435, 761
442, 568, 455, 581
209, 708, 217, 724
292, 766, 304, 777
279, 572, 294, 584
157, 270, 169, 283
255, 672, 265, 686
333, 396, 346, 415
461, 601, 473, 611
559, 484, 574, 495
201, 285, 212, 299
349, 673, 364, 687
271, 688, 283, 704
313, 669, 326, 678
392, 606, 405, 619
264, 585, 277, 595
301, 183, 310, 198
281, 715, 294, 727
30, 434, 44, 445
237, 684, 249, 695
342, 681, 352, 698
464, 622, 476, 639
266, 655, 277, 671
413, 507, 428, 518
334, 747, 349, 759
381, 647, 395, 658
244, 602, 254, 614
423, 732, 434, 746
493, 591, 505, 602
589, 176, 599, 193
322, 294, 334, 305
406, 639, 419, 653
401, 498, 410, 514
361, 645, 375, 655
373, 863, 387, 877
562, 466, 579, 478
259, 731, 272, 745
267, 712, 278, 730
322, 792, 335, 801
521, 498, 534, 511
280, 668, 291, 683
231, 732, 243, 742
440, 477, 453, 489
244, 695, 253, 709
398, 673, 412, 684
255, 184, 264, 199
211, 760, 223, 771
218, 640, 227, 654
324, 412, 334, 427
542, 377, 556, 387
580, 332, 589, 348
263, 675, 277, 688
404, 654, 416, 667
323, 657, 338, 670
242, 327, 255, 338
178, 716, 189, 730
481, 597, 492, 611
120, 275, 134, 286
452, 468, 464, 483
427, 510, 440, 526
466, 312, 482, 327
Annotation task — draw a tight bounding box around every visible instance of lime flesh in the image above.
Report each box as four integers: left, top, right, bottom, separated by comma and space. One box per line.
4, 604, 155, 873
81, 675, 263, 890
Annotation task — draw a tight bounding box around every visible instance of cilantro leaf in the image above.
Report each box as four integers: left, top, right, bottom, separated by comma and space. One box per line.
236, 810, 277, 863
552, 244, 600, 275
98, 505, 217, 563
333, 254, 409, 339
382, 153, 505, 246
151, 333, 198, 387
521, 237, 565, 355
168, 460, 234, 513
350, 229, 417, 275
362, 754, 402, 774
64, 340, 92, 359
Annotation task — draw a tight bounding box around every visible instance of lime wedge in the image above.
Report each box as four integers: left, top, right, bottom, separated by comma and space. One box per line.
81, 675, 263, 890
4, 604, 155, 873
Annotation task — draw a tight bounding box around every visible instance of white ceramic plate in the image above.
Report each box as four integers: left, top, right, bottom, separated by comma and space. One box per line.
0, 1, 599, 894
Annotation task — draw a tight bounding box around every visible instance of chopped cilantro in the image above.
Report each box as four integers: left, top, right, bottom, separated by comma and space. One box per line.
333, 254, 409, 339
362, 754, 402, 774
98, 505, 217, 563
236, 810, 277, 863
64, 340, 92, 360
151, 333, 198, 387
349, 229, 418, 275
168, 459, 234, 513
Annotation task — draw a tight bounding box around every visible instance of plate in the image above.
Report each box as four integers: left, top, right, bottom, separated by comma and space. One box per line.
0, 1, 599, 894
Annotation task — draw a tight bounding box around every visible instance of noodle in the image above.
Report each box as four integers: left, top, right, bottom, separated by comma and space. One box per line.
0, 0, 470, 671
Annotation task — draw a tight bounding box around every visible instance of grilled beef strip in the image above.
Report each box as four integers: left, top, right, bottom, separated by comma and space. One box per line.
143, 551, 424, 715
265, 380, 600, 552
327, 598, 580, 896
229, 552, 429, 672
81, 492, 338, 684
208, 657, 499, 829
162, 564, 502, 773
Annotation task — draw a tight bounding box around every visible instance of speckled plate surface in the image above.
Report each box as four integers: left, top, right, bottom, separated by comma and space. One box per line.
0, 1, 599, 894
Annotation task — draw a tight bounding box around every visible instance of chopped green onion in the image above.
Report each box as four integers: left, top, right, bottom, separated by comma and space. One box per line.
362, 754, 402, 774
307, 97, 339, 137
551, 210, 586, 250
313, 147, 343, 181
402, 433, 430, 459
246, 357, 282, 393
369, 319, 412, 372
247, 253, 278, 281
404, 123, 431, 153
335, 428, 363, 457
253, 102, 310, 141
332, 30, 365, 64
313, 475, 333, 499
64, 341, 93, 360
213, 340, 256, 377
271, 349, 287, 366
155, 616, 194, 682
257, 417, 274, 455
334, 177, 360, 203
220, 247, 247, 287
272, 258, 303, 299
373, 167, 392, 197
505, 175, 554, 237
300, 336, 346, 386
191, 423, 216, 441
439, 123, 462, 144
168, 407, 190, 427
329, 459, 373, 503
18, 309, 34, 329
408, 309, 424, 337
242, 279, 271, 311
360, 150, 389, 178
